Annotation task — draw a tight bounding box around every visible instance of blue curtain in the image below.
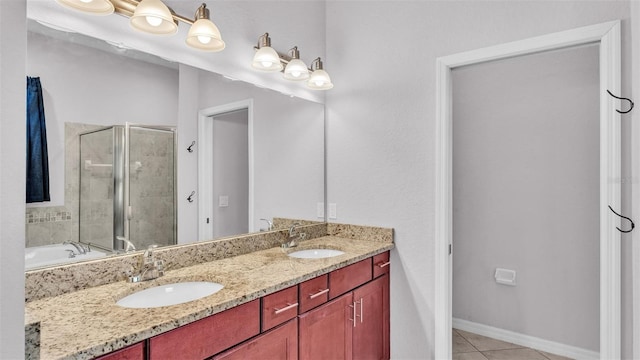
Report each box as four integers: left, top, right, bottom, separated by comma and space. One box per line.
26, 76, 50, 203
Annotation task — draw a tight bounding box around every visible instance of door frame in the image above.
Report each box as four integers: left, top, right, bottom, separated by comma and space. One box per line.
197, 99, 254, 241
434, 21, 621, 359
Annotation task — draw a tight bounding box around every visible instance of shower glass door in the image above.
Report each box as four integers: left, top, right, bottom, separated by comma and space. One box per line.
125, 124, 177, 250
79, 126, 120, 251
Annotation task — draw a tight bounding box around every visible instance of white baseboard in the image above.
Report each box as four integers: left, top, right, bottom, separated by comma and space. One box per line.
452, 318, 599, 360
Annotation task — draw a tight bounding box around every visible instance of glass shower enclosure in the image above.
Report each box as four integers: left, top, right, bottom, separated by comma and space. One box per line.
79, 124, 177, 252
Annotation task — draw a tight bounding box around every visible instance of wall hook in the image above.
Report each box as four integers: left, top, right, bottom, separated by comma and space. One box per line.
607, 90, 634, 114
187, 141, 196, 153
187, 191, 195, 203
608, 205, 634, 233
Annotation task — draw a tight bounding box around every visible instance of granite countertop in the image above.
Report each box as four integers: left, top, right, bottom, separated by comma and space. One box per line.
25, 236, 394, 360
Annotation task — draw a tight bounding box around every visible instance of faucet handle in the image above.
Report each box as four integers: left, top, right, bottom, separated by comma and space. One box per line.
143, 244, 158, 264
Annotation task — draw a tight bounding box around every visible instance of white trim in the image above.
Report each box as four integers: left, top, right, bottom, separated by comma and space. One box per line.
453, 318, 599, 360
632, 3, 640, 359
197, 99, 254, 241
435, 21, 621, 360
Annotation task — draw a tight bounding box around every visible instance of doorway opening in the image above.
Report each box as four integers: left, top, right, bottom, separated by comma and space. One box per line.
198, 100, 254, 241
435, 21, 621, 359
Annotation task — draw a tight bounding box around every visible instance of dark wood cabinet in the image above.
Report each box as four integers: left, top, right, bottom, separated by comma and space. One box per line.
353, 274, 389, 360
298, 293, 354, 360
299, 253, 390, 360
213, 319, 298, 360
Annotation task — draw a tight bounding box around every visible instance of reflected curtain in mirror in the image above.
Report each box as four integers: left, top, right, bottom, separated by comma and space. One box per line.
26, 76, 50, 203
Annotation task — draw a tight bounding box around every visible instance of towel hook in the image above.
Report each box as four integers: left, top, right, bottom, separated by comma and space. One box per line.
187, 141, 196, 153
608, 205, 635, 233
187, 190, 195, 203
607, 90, 634, 114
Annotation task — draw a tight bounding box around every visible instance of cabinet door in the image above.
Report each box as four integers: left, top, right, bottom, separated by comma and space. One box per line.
298, 293, 353, 360
352, 274, 389, 360
214, 318, 298, 360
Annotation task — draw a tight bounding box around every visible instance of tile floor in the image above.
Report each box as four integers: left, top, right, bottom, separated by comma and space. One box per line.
453, 329, 573, 360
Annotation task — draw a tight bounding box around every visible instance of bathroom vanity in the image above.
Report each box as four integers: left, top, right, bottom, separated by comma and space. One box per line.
24, 223, 393, 360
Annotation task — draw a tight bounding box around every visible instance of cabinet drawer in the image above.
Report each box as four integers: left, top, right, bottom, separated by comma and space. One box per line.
213, 318, 298, 360
148, 299, 260, 360
262, 286, 299, 331
329, 258, 372, 299
299, 274, 329, 313
372, 251, 390, 278
95, 342, 144, 360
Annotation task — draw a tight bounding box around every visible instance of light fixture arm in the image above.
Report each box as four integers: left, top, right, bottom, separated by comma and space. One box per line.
310, 57, 323, 71
110, 0, 195, 25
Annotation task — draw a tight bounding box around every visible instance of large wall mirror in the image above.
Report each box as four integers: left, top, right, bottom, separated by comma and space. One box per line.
24, 16, 325, 270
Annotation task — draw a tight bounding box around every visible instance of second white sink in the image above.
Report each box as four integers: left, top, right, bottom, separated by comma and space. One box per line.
288, 249, 345, 259
117, 282, 223, 308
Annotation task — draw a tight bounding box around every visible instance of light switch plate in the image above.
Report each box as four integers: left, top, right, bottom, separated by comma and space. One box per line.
329, 203, 337, 219
218, 195, 229, 207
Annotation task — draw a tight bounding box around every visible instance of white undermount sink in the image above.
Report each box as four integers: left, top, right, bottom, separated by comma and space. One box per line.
288, 249, 345, 259
116, 282, 223, 308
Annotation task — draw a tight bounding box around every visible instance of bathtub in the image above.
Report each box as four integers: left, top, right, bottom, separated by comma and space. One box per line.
25, 243, 107, 270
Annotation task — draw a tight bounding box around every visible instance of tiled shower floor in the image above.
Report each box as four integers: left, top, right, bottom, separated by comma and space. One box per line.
453, 328, 573, 360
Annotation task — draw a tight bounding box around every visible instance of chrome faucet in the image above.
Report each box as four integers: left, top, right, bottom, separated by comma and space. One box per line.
64, 241, 88, 255
116, 236, 136, 253
282, 223, 306, 248
260, 218, 273, 231
128, 245, 164, 283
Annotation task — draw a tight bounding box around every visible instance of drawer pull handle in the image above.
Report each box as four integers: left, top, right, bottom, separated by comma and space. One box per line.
377, 261, 390, 268
309, 288, 329, 299
274, 302, 298, 315
360, 298, 364, 323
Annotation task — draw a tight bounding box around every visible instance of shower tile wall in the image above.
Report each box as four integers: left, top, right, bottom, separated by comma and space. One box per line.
25, 123, 102, 247
128, 128, 175, 249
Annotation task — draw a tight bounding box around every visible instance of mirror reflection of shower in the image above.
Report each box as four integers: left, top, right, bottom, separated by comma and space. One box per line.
79, 124, 177, 253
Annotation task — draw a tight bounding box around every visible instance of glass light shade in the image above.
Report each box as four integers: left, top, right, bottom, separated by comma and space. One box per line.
283, 59, 309, 81
130, 0, 177, 35
252, 46, 283, 72
307, 69, 333, 90
186, 19, 225, 52
56, 0, 114, 15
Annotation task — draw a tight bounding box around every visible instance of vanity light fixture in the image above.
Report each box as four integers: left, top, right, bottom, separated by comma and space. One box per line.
55, 0, 226, 52
252, 33, 332, 90
185, 4, 225, 52
283, 47, 309, 81
129, 0, 177, 35
252, 33, 283, 72
307, 58, 333, 90
56, 0, 115, 15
